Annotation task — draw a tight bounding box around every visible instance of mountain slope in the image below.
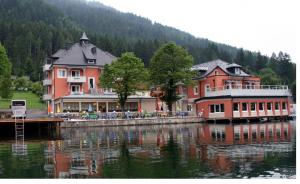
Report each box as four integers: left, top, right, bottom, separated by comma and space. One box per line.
0, 0, 295, 98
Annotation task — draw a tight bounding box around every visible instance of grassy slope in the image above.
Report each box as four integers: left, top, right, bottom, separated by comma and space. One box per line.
0, 91, 45, 110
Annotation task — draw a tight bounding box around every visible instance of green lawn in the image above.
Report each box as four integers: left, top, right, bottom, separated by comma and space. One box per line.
0, 91, 45, 110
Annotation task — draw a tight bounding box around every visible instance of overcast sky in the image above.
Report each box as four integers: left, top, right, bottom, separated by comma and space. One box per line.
92, 0, 298, 62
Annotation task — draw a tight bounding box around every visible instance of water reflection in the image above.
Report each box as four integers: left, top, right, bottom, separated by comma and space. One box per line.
40, 121, 294, 178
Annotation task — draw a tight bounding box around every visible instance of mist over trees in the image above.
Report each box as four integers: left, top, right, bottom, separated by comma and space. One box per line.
0, 0, 296, 100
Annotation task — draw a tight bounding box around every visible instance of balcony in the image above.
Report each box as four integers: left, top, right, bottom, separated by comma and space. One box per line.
43, 94, 52, 101
43, 79, 52, 86
67, 76, 86, 83
205, 85, 291, 97
43, 64, 51, 72
70, 91, 84, 95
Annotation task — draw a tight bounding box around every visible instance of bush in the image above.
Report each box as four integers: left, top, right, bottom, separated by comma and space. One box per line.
13, 76, 31, 91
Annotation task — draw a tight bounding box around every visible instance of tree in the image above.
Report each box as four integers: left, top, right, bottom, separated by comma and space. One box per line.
258, 68, 281, 85
14, 76, 31, 91
255, 52, 267, 71
31, 81, 43, 99
100, 52, 148, 112
234, 48, 245, 66
149, 42, 195, 113
0, 43, 13, 99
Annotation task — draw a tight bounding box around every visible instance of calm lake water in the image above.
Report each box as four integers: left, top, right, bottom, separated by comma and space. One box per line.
0, 121, 296, 179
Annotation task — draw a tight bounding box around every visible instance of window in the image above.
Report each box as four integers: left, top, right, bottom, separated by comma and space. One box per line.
235, 68, 241, 74
210, 105, 214, 113
267, 102, 272, 110
282, 102, 287, 110
242, 103, 247, 111
187, 105, 192, 112
88, 77, 95, 89
210, 104, 224, 113
251, 102, 256, 111
259, 102, 264, 111
215, 104, 220, 112
58, 69, 66, 78
193, 86, 199, 95
233, 103, 239, 111
275, 102, 280, 110
88, 59, 95, 64
205, 84, 210, 91
214, 70, 219, 75
220, 104, 224, 112
71, 85, 80, 93
71, 70, 80, 77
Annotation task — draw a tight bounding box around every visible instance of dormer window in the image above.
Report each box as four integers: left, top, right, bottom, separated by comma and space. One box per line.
235, 68, 241, 74
88, 59, 95, 64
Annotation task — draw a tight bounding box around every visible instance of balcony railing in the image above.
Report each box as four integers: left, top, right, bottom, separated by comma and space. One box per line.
43, 79, 52, 86
43, 94, 52, 101
205, 85, 291, 97
43, 64, 51, 72
70, 91, 84, 95
67, 76, 86, 83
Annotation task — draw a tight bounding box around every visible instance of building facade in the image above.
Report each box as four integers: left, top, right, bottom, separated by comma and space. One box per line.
43, 33, 156, 113
182, 59, 292, 120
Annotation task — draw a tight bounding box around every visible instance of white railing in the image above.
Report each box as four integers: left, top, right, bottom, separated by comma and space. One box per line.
43, 64, 51, 71
43, 94, 52, 101
70, 91, 84, 95
67, 76, 86, 83
206, 85, 291, 97
43, 79, 52, 86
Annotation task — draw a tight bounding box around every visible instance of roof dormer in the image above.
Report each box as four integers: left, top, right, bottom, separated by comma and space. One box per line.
226, 63, 242, 75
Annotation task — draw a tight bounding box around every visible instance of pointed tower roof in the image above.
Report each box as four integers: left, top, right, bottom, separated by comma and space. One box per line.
80, 32, 89, 41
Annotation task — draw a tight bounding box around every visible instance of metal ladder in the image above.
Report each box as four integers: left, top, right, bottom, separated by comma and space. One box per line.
12, 112, 27, 156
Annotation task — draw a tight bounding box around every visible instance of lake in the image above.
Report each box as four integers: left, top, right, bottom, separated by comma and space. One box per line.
0, 121, 296, 178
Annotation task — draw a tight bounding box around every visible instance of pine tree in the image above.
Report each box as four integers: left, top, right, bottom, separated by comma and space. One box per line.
0, 43, 13, 99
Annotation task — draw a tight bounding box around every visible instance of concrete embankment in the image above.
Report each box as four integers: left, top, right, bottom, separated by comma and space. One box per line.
61, 116, 203, 128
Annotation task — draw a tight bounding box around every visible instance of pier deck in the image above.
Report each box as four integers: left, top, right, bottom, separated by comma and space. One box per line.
0, 118, 64, 125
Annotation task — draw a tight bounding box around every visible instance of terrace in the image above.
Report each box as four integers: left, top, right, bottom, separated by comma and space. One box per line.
205, 85, 291, 97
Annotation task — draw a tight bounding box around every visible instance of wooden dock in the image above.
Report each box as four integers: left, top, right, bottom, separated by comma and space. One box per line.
0, 118, 64, 124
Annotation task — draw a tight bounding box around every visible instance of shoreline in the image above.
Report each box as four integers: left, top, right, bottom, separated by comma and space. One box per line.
60, 116, 203, 128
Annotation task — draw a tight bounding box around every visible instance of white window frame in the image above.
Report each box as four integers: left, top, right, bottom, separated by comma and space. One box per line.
71, 85, 81, 94
57, 69, 67, 78
71, 70, 80, 77
267, 102, 272, 111
88, 59, 95, 64
88, 77, 95, 89
205, 84, 210, 92
242, 102, 248, 112
235, 68, 241, 75
250, 102, 256, 112
210, 104, 224, 113
193, 86, 199, 95
233, 103, 239, 112
282, 102, 287, 110
187, 104, 192, 112
259, 102, 264, 111
274, 102, 280, 111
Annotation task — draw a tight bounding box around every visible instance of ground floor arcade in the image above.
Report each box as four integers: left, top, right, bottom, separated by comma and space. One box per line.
48, 97, 156, 113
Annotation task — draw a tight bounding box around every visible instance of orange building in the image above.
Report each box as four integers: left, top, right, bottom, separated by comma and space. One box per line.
43, 33, 156, 113
156, 59, 292, 121
180, 59, 292, 121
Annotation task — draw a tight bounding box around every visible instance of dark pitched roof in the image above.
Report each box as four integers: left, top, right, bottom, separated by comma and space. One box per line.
50, 33, 116, 66
192, 59, 250, 78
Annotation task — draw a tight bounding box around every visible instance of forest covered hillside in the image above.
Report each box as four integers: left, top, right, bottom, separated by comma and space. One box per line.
0, 0, 296, 99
